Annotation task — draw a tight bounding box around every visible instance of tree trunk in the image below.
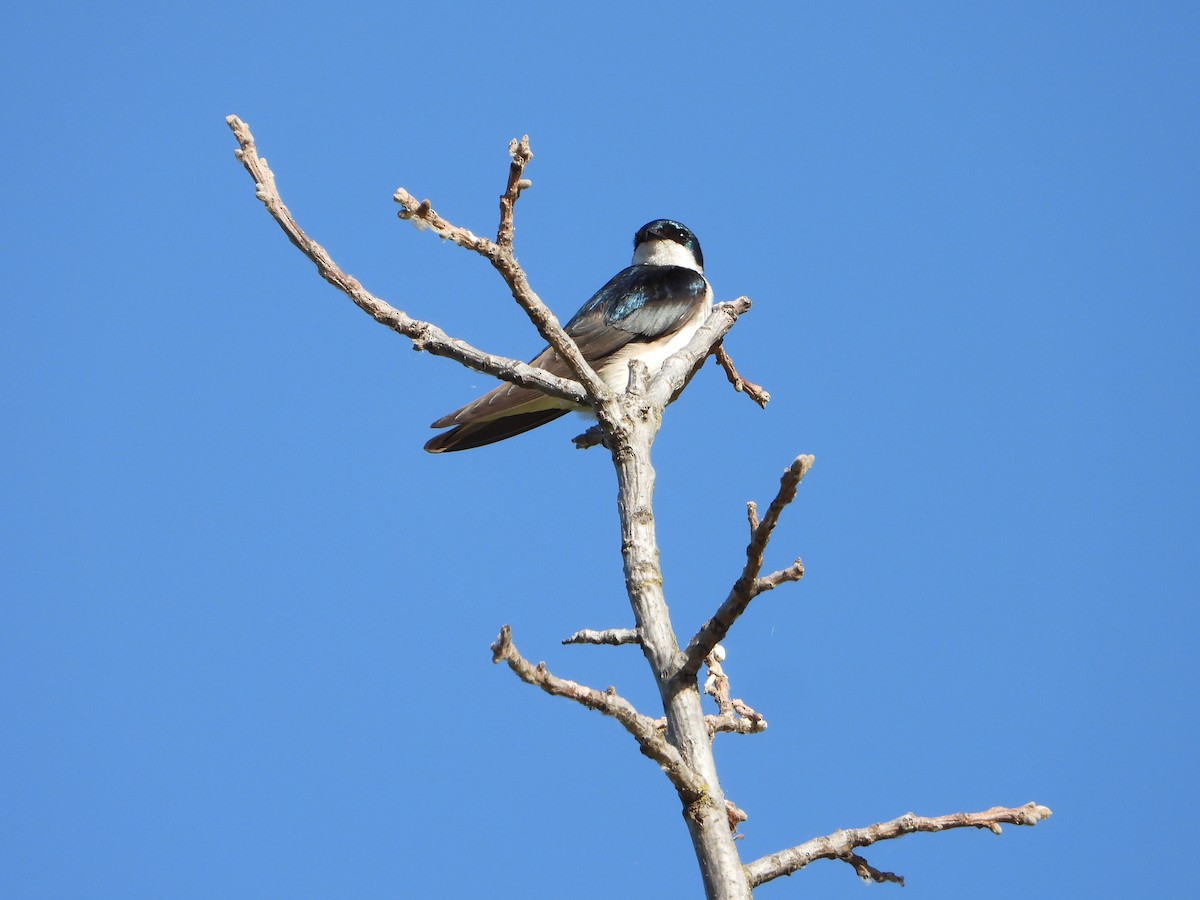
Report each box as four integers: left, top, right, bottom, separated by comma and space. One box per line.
611, 411, 752, 900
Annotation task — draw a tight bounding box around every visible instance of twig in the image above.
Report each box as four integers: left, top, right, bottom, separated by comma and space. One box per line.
674, 454, 814, 682
755, 559, 806, 595
714, 342, 770, 408
490, 626, 706, 801
571, 424, 606, 450
562, 628, 641, 646
702, 645, 767, 737
844, 853, 905, 885
744, 802, 1054, 888
497, 136, 532, 250
224, 116, 587, 407
726, 800, 749, 836
649, 298, 754, 410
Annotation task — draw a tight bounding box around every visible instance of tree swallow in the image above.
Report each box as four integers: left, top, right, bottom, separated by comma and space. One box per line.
425, 219, 712, 453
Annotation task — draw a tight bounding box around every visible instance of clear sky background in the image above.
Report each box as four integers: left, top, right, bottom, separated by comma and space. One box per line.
2, 3, 1196, 898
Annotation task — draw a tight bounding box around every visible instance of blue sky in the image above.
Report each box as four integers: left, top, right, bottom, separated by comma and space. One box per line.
2, 3, 1196, 898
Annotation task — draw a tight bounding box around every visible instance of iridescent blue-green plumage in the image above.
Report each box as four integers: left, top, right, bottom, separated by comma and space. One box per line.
562, 264, 709, 359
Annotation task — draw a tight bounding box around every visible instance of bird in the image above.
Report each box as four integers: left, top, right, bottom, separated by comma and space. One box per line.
425, 219, 712, 453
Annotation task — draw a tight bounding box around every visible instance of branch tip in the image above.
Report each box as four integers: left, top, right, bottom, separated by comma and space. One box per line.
714, 341, 771, 407
490, 624, 514, 663
571, 424, 606, 450
844, 853, 904, 886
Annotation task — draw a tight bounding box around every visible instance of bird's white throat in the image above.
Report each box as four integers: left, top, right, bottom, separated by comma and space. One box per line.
632, 239, 702, 272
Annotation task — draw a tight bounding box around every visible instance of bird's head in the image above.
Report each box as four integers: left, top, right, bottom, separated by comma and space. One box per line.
632, 219, 704, 273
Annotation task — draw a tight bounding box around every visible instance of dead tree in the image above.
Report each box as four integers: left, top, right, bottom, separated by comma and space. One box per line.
226, 116, 1051, 898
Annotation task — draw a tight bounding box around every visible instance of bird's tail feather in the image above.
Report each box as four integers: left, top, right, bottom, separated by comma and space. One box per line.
424, 409, 571, 453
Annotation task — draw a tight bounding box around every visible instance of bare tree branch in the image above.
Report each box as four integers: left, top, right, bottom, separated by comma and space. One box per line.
714, 342, 771, 408
497, 135, 532, 250
225, 116, 588, 408
844, 853, 905, 885
674, 454, 814, 682
726, 800, 749, 836
746, 501, 760, 537
650, 298, 753, 410
562, 628, 641, 646
702, 645, 767, 737
490, 625, 706, 801
744, 802, 1054, 888
571, 424, 606, 450
755, 559, 806, 595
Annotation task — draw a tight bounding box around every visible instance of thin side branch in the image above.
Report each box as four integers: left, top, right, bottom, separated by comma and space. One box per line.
727, 800, 749, 836
490, 626, 706, 801
714, 342, 771, 408
650, 298, 754, 409
744, 802, 1054, 889
675, 454, 814, 682
562, 628, 642, 646
755, 559, 807, 595
225, 116, 587, 407
844, 853, 905, 885
497, 135, 532, 250
703, 646, 767, 737
571, 424, 606, 450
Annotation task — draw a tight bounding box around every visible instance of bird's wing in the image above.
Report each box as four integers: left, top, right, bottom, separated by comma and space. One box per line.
562, 264, 710, 358
430, 265, 708, 429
